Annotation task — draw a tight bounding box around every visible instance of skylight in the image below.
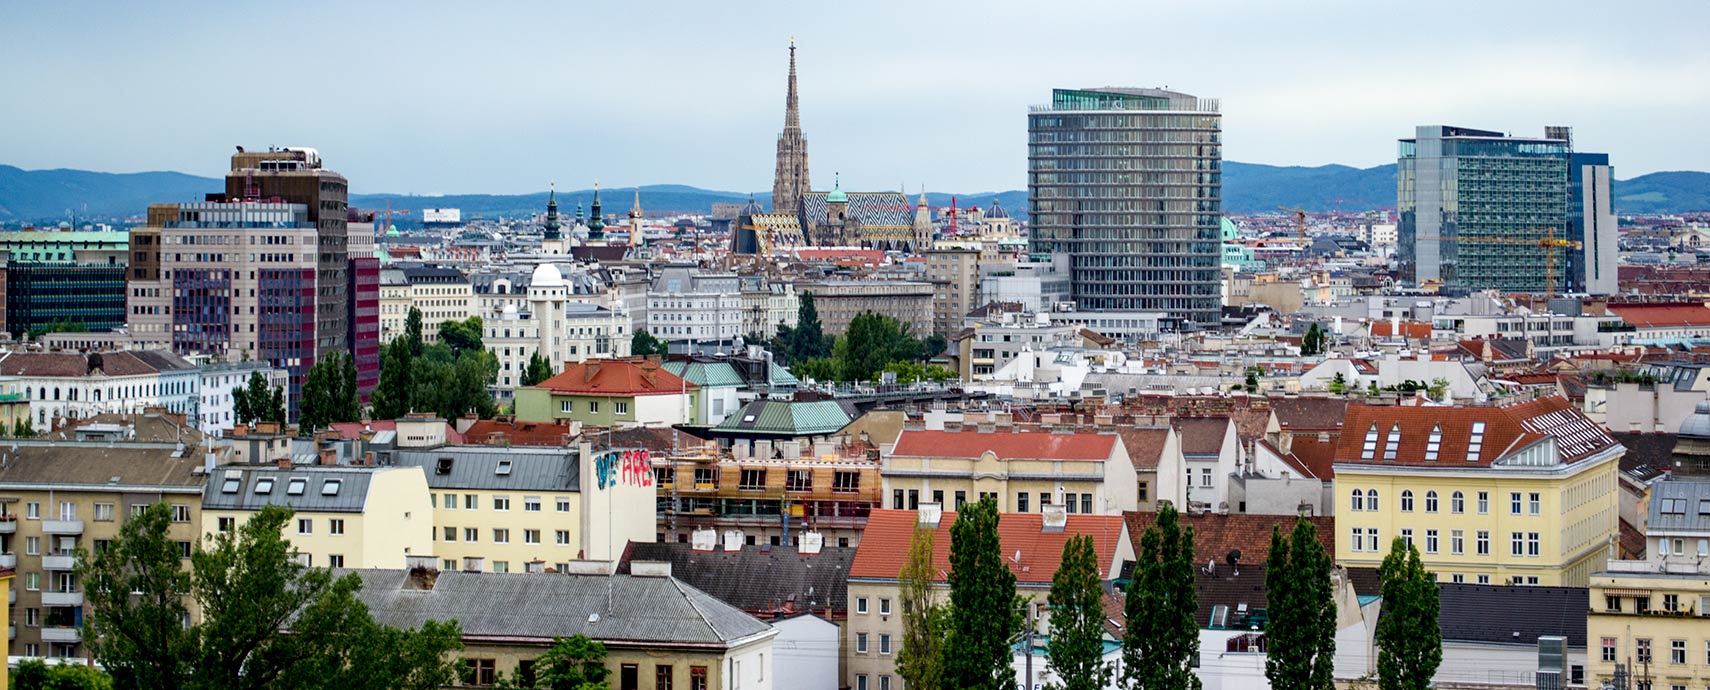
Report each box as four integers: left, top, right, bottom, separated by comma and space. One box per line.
496, 460, 513, 476
286, 478, 307, 496
322, 479, 342, 496
1467, 422, 1486, 461
1425, 425, 1442, 462
1361, 424, 1379, 460
254, 478, 274, 494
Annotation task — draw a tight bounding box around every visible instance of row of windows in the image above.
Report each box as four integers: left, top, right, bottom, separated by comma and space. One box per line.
559, 400, 630, 415
437, 526, 569, 546
1348, 489, 1545, 516
434, 493, 571, 513
1603, 636, 1710, 667
1349, 526, 1544, 558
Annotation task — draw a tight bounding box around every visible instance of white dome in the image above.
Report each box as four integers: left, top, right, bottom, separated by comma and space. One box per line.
501, 304, 519, 315
1682, 400, 1710, 438
530, 263, 565, 288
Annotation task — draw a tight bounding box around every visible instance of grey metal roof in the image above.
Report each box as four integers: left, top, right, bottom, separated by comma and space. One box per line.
346, 569, 774, 647
1647, 478, 1710, 533
1436, 584, 1587, 647
200, 466, 383, 513
392, 446, 579, 492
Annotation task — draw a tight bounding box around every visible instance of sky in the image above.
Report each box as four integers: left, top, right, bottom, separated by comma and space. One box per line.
2, 0, 1706, 196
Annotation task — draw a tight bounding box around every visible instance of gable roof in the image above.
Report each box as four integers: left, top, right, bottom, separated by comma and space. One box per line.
0, 442, 203, 490
799, 191, 914, 230
1646, 478, 1710, 533
201, 466, 382, 513
1437, 584, 1588, 647
461, 420, 576, 447
849, 509, 1125, 585
1172, 417, 1232, 456
533, 358, 696, 396
1269, 397, 1349, 432
890, 429, 1117, 462
715, 399, 858, 435
346, 569, 773, 647
1117, 428, 1172, 470
1333, 397, 1617, 468
621, 542, 853, 615
1122, 511, 1335, 567
393, 446, 579, 492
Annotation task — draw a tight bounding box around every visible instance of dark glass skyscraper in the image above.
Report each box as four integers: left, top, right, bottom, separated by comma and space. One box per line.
1027, 88, 1223, 328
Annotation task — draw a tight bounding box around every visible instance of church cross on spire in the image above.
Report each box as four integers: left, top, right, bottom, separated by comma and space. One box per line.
771, 38, 811, 217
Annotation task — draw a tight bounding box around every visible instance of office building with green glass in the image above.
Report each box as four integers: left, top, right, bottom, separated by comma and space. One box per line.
1397, 125, 1572, 294
1028, 88, 1223, 329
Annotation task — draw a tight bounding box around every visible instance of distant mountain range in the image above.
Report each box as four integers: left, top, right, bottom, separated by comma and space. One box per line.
4, 162, 1707, 223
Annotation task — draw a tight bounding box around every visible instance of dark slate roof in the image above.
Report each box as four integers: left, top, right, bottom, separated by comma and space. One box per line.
346, 569, 774, 647
1269, 397, 1349, 431
201, 466, 382, 513
393, 446, 579, 492
131, 349, 196, 371
1437, 584, 1588, 647
620, 542, 853, 615
1646, 477, 1710, 532
1614, 432, 1675, 482
798, 192, 913, 230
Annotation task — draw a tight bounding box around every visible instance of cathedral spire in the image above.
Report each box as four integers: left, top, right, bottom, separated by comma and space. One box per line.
588, 181, 605, 238
771, 38, 810, 217
543, 180, 561, 241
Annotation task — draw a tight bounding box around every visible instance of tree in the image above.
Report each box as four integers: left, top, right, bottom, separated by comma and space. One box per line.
1244, 368, 1261, 393
1047, 533, 1112, 690
339, 352, 361, 422
12, 659, 113, 689
1265, 519, 1336, 690
1301, 323, 1324, 356
79, 503, 464, 690
233, 371, 284, 426
438, 316, 484, 360
837, 312, 922, 382
943, 496, 1021, 690
1375, 538, 1441, 690
895, 527, 945, 690
1122, 502, 1200, 690
13, 416, 35, 438
790, 356, 840, 382
630, 329, 669, 358
300, 352, 362, 434
520, 352, 555, 387
1328, 372, 1348, 395
920, 333, 949, 361
789, 292, 830, 361
372, 341, 415, 420
403, 307, 425, 357
532, 635, 611, 690
1427, 377, 1450, 400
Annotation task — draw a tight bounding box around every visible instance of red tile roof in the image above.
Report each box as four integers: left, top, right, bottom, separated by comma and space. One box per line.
1270, 397, 1349, 431
1123, 511, 1335, 565
327, 420, 466, 445
848, 509, 1127, 584
1333, 396, 1616, 467
463, 420, 576, 447
1259, 436, 1338, 480
1371, 321, 1434, 339
890, 429, 1117, 462
1172, 417, 1232, 456
1117, 428, 1172, 470
532, 358, 696, 397
1608, 302, 1710, 328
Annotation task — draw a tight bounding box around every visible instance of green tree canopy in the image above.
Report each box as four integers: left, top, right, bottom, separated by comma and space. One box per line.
630, 329, 669, 358
520, 351, 555, 387
1265, 519, 1336, 690
78, 503, 464, 690
232, 370, 286, 426
371, 340, 414, 420
403, 307, 425, 357
300, 352, 362, 433
12, 659, 113, 690
1047, 533, 1112, 690
438, 316, 484, 360
836, 312, 923, 382
1122, 502, 1200, 690
943, 496, 1021, 690
1375, 538, 1442, 690
895, 527, 945, 690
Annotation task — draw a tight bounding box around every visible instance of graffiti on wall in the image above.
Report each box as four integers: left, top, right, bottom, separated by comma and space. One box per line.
595, 449, 654, 490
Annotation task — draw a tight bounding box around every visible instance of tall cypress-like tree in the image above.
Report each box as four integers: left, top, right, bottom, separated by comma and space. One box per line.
1265, 519, 1336, 690
943, 496, 1021, 690
1047, 533, 1111, 690
520, 352, 554, 387
1375, 539, 1441, 690
895, 526, 944, 690
1122, 502, 1200, 690
371, 341, 414, 421
403, 307, 425, 357
792, 293, 829, 360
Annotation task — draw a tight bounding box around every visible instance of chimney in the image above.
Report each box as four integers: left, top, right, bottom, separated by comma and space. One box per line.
722, 529, 745, 552
690, 528, 717, 552
918, 501, 943, 528
800, 531, 824, 555
631, 561, 673, 578
275, 458, 292, 469
1041, 504, 1068, 532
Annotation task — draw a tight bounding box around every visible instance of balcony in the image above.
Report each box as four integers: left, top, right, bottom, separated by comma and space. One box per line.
42, 520, 83, 536
41, 591, 83, 607
0, 552, 15, 569
0, 517, 16, 534
41, 553, 76, 571
40, 626, 80, 644
8, 624, 13, 640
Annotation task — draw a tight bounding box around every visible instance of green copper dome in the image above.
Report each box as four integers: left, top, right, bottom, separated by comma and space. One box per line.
826, 174, 848, 203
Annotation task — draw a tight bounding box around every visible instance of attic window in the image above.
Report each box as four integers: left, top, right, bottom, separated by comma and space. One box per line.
1383, 424, 1400, 461
286, 478, 307, 496
496, 460, 513, 476
435, 458, 453, 476
1661, 498, 1687, 515
1424, 425, 1443, 462
1700, 499, 1710, 516
321, 479, 342, 496
743, 415, 756, 423
254, 478, 274, 494
1467, 422, 1487, 461
221, 474, 241, 494
1361, 425, 1379, 460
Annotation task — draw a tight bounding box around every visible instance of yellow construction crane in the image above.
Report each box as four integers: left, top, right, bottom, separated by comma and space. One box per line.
1277, 206, 1308, 245
1419, 228, 1582, 299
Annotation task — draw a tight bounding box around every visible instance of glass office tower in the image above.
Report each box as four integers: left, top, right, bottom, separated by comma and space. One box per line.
1028, 88, 1223, 329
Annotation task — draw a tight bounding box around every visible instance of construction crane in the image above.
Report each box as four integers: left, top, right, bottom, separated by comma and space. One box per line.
1418, 229, 1582, 299
1277, 206, 1309, 246
381, 201, 411, 233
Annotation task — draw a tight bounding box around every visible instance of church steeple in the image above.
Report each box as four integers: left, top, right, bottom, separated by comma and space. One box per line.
588, 181, 605, 239
543, 181, 562, 241
770, 37, 811, 218
629, 188, 644, 252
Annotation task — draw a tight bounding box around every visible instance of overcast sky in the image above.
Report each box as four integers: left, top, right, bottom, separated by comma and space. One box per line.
2, 1, 1704, 195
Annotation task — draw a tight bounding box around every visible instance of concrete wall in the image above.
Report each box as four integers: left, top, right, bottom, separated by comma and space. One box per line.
772, 614, 840, 690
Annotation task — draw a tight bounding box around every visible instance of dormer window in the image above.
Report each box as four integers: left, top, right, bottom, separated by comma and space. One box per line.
1467, 422, 1487, 461
1383, 424, 1400, 460
254, 478, 274, 494
1362, 424, 1379, 460
221, 474, 241, 494
1425, 425, 1443, 462
322, 479, 342, 496
496, 460, 513, 476
286, 478, 307, 496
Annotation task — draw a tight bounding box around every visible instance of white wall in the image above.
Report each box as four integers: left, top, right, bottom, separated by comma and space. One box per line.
771, 615, 839, 690
1432, 642, 1586, 688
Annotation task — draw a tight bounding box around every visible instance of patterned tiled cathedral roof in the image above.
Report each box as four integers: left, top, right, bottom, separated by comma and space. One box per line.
797, 191, 915, 231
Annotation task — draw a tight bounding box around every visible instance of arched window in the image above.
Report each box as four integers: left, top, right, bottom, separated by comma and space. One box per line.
1351, 490, 1365, 512
1425, 490, 1439, 513
1362, 424, 1379, 460
1425, 424, 1443, 462
1451, 491, 1465, 514
1383, 423, 1401, 460
1401, 489, 1415, 512
1366, 489, 1379, 512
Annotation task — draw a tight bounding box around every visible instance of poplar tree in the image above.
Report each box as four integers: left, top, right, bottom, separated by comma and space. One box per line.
943, 496, 1021, 690
1121, 502, 1200, 690
1375, 538, 1441, 690
1047, 533, 1111, 690
895, 527, 944, 690
1265, 519, 1336, 690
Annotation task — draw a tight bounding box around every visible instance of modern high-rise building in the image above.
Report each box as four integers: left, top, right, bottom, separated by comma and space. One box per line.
771, 39, 810, 218
1397, 126, 1574, 294
1568, 151, 1619, 295
224, 147, 349, 357
1027, 88, 1223, 328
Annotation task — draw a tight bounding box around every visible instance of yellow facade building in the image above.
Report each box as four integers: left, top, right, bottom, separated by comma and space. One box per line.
1332, 397, 1622, 587
201, 465, 432, 570
881, 427, 1138, 515
1588, 561, 1710, 690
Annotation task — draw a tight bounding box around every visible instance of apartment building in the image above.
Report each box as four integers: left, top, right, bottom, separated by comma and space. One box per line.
845, 506, 1131, 690
881, 427, 1137, 516
647, 265, 743, 352
1332, 397, 1622, 586
656, 438, 881, 547
514, 358, 698, 428
0, 350, 198, 431
923, 248, 980, 337
200, 465, 431, 570
796, 281, 933, 337
0, 440, 206, 661
1587, 479, 1710, 690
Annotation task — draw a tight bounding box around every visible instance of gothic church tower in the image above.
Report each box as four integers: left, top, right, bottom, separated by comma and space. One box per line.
771, 38, 811, 217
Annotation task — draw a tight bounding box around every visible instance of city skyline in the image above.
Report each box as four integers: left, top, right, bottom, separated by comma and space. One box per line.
2, 1, 1706, 196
